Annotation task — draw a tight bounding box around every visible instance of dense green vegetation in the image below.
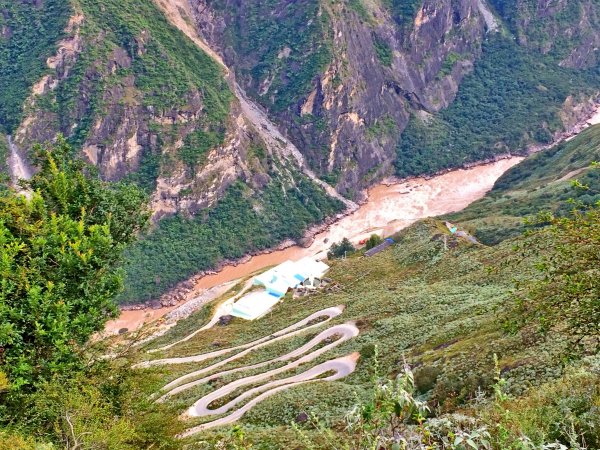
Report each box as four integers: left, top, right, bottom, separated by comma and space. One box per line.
364, 233, 383, 250
348, 0, 370, 21
0, 134, 8, 186
327, 237, 356, 259
179, 129, 224, 171
0, 139, 179, 449
447, 125, 600, 244
0, 0, 71, 133
383, 0, 423, 28
395, 35, 598, 178
372, 35, 393, 67
210, 0, 332, 111
121, 176, 344, 303
0, 137, 148, 392
76, 0, 231, 118
516, 206, 599, 352
489, 0, 596, 62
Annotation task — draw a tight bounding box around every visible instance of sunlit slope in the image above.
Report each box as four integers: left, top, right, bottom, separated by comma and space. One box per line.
446, 124, 600, 244
133, 217, 584, 446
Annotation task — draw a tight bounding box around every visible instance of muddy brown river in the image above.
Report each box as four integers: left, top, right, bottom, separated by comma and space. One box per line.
105, 157, 523, 333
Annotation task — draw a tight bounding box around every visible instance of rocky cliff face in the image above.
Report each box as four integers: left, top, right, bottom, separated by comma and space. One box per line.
7, 0, 352, 221
2, 0, 598, 303
9, 0, 315, 222
7, 0, 598, 208
191, 0, 493, 198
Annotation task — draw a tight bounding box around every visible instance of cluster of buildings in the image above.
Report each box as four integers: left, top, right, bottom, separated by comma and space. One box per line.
231, 257, 330, 320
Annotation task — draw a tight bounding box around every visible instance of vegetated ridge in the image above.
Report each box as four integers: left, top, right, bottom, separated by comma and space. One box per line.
1, 0, 599, 304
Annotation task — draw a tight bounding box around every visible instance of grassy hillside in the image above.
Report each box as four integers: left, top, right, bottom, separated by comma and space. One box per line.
131, 214, 598, 448
446, 124, 600, 244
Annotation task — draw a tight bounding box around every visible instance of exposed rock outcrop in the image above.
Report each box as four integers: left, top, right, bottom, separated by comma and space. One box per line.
190, 0, 489, 197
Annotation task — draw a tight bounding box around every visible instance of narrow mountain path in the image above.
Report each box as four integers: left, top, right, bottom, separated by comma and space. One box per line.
153, 0, 356, 210
184, 323, 358, 417
146, 278, 255, 354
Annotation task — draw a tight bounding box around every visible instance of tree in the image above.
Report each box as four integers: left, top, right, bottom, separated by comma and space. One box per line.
327, 238, 355, 259
0, 137, 149, 393
365, 234, 383, 250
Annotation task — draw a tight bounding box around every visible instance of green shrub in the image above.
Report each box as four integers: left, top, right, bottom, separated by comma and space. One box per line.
365, 234, 383, 250
327, 237, 356, 259
373, 35, 393, 67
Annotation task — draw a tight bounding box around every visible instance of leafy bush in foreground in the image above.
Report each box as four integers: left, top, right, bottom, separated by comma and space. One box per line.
0, 137, 148, 392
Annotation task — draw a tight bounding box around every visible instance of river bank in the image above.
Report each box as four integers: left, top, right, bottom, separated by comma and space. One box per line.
105, 103, 600, 334
105, 156, 522, 334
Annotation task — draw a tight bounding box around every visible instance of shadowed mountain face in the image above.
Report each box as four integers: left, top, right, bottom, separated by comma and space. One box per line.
0, 0, 598, 302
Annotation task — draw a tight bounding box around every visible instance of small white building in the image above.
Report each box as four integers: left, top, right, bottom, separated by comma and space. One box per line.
231, 257, 330, 320
231, 290, 281, 321
252, 258, 329, 297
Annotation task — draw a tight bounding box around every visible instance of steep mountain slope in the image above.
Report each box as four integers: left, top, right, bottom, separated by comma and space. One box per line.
489, 0, 600, 68
0, 0, 71, 133
191, 0, 600, 194
447, 124, 600, 244
0, 0, 344, 303
130, 133, 599, 447
192, 0, 491, 195
1, 0, 599, 304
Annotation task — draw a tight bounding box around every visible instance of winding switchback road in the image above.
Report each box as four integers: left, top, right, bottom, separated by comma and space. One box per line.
178, 353, 360, 436
136, 305, 360, 436
156, 322, 358, 402
136, 305, 345, 368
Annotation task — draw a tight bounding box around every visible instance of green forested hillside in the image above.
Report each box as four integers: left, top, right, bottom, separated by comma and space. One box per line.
395, 35, 598, 178
0, 0, 71, 132
447, 124, 600, 244
121, 176, 344, 303
55, 0, 232, 159
489, 0, 600, 64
